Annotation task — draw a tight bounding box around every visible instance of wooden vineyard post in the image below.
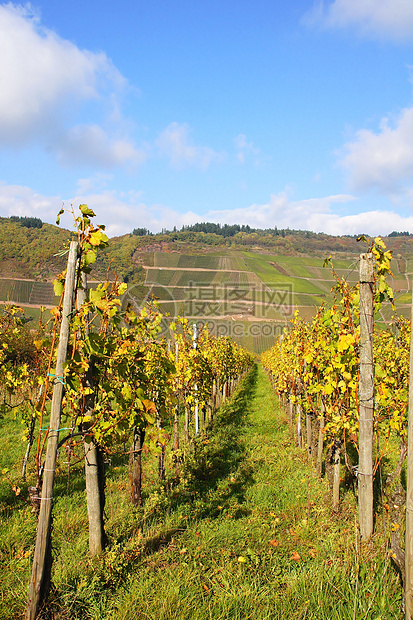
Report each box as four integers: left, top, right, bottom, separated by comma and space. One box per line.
222, 381, 227, 403
306, 410, 313, 463
405, 291, 413, 619
316, 400, 325, 477
131, 426, 145, 506
288, 398, 293, 431
26, 241, 78, 620
184, 402, 190, 444
297, 403, 302, 449
332, 440, 341, 509
77, 277, 107, 556
173, 342, 180, 454
193, 324, 199, 435
156, 397, 165, 481
212, 380, 217, 419
358, 253, 374, 541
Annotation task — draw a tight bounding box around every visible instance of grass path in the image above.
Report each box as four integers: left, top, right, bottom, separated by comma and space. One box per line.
1, 364, 402, 619
71, 364, 400, 620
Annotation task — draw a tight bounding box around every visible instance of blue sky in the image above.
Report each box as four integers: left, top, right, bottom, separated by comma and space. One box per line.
1, 0, 413, 237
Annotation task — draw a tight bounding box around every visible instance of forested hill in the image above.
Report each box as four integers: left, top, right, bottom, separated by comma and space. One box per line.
1, 215, 412, 283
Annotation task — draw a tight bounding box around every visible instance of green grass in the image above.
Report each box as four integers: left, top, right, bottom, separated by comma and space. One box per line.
241, 255, 332, 295
153, 251, 249, 272
0, 366, 403, 619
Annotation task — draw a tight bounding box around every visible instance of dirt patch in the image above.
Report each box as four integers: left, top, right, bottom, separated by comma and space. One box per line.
269, 262, 289, 276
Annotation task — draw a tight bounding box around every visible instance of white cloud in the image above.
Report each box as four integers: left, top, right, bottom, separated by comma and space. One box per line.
55, 125, 146, 169
340, 107, 413, 193
75, 174, 114, 195
0, 182, 60, 223
234, 134, 260, 164
204, 193, 413, 236
203, 192, 355, 231
0, 2, 146, 172
0, 183, 410, 238
306, 0, 413, 41
0, 3, 124, 144
310, 209, 413, 236
156, 122, 225, 169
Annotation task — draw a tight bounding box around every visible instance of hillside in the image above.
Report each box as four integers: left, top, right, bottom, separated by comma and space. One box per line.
1, 217, 411, 352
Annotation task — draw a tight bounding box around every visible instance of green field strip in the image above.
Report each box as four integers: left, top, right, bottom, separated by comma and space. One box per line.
146, 270, 259, 288
292, 293, 328, 307
0, 278, 34, 303
275, 262, 317, 278
29, 282, 58, 305
153, 252, 249, 271
395, 291, 412, 304
241, 250, 354, 270
153, 252, 180, 268
249, 271, 329, 295
241, 256, 332, 294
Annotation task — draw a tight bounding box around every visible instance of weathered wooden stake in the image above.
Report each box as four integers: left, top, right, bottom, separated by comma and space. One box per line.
333, 440, 341, 509
316, 400, 325, 477
26, 241, 78, 620
358, 252, 374, 541
297, 403, 302, 449
130, 426, 145, 506
193, 324, 199, 435
184, 403, 190, 444
405, 289, 413, 619
288, 398, 293, 430
173, 342, 180, 455
306, 411, 313, 463
77, 275, 106, 557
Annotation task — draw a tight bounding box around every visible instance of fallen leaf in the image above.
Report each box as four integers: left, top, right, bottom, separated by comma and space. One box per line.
309, 548, 317, 558
290, 551, 301, 561
269, 540, 280, 547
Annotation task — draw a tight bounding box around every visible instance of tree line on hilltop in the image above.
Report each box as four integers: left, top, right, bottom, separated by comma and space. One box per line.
9, 215, 43, 229
133, 222, 291, 238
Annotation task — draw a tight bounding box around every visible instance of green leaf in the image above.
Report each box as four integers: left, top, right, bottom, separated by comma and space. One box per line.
80, 204, 96, 217
56, 207, 64, 225
89, 230, 109, 247
84, 249, 97, 265
53, 279, 64, 297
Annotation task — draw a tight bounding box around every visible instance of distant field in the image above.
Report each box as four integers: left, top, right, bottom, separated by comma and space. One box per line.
143, 251, 340, 352
0, 279, 58, 306
146, 268, 259, 287
154, 251, 247, 271
140, 248, 408, 352
2, 245, 407, 354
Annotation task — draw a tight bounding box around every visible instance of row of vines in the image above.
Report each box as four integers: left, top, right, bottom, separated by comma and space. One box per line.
1, 205, 254, 619
261, 236, 413, 614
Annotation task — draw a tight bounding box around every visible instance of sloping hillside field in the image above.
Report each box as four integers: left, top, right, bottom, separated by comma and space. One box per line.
1, 243, 409, 353
118, 248, 409, 353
